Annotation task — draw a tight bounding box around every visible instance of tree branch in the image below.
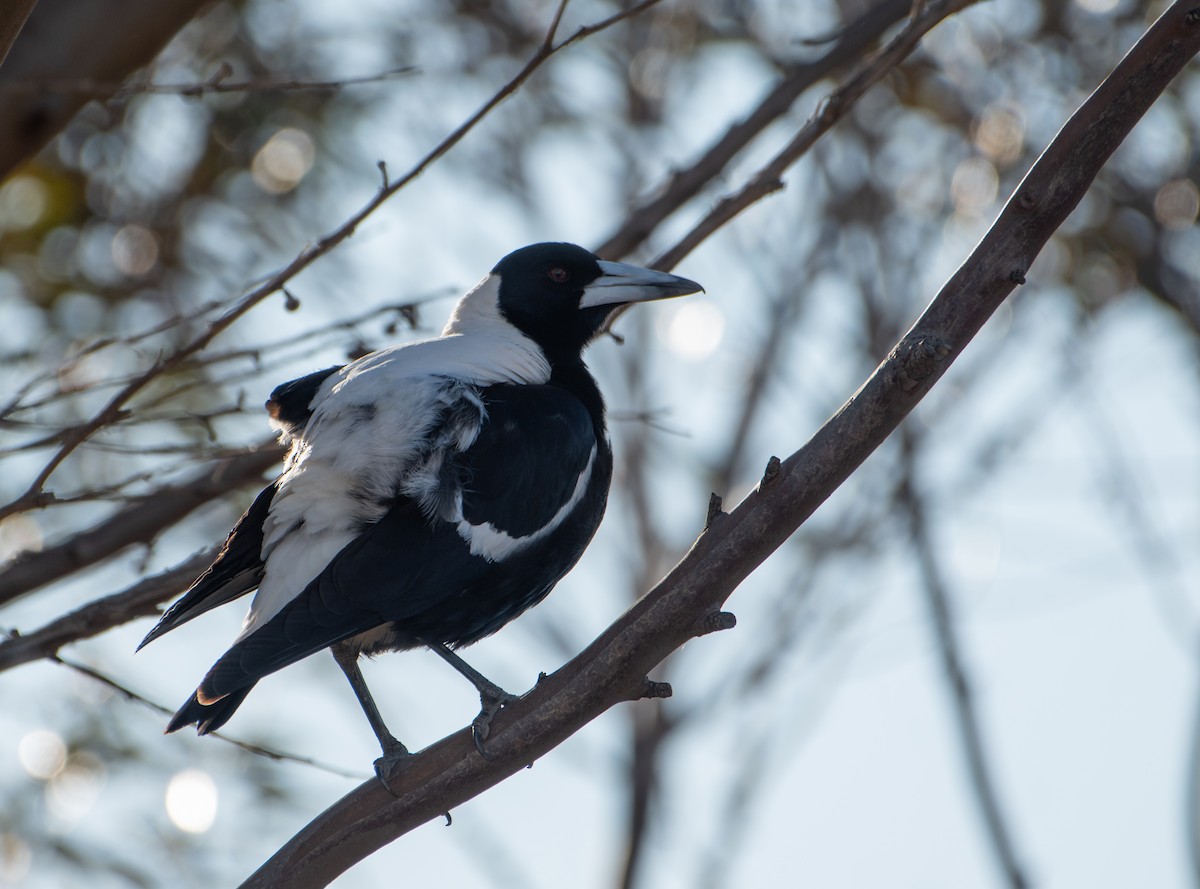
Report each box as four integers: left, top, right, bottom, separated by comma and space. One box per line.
239, 4, 1200, 886
0, 443, 282, 607
595, 0, 916, 260
0, 549, 215, 671
0, 0, 214, 181
899, 427, 1031, 889
653, 0, 981, 272
0, 65, 417, 97
0, 0, 37, 68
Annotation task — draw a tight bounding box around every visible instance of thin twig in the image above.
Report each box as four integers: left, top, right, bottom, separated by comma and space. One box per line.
899, 427, 1032, 889
652, 0, 980, 272
0, 65, 418, 98
49, 652, 365, 780
0, 550, 215, 672
0, 443, 281, 607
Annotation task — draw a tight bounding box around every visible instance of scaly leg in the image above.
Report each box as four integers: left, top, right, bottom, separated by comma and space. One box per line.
330, 642, 409, 789
427, 642, 518, 757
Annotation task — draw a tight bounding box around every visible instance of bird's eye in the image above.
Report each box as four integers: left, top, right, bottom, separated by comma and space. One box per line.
547, 267, 570, 283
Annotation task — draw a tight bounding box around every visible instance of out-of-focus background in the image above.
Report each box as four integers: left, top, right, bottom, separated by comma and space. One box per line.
1, 0, 1198, 886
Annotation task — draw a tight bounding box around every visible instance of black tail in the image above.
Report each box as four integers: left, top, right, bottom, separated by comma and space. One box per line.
166, 685, 256, 735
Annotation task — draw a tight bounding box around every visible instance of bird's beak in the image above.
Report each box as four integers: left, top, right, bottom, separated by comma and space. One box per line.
579, 260, 704, 309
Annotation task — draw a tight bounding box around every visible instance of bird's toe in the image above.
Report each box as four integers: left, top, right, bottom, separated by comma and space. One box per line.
373, 746, 413, 796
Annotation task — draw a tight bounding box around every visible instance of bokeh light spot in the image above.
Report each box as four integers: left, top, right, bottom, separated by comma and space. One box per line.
0, 833, 32, 883
0, 176, 49, 231
165, 769, 218, 834
252, 127, 316, 194
951, 157, 998, 218
1074, 0, 1118, 11
659, 299, 725, 360
111, 224, 160, 276
1153, 179, 1199, 230
47, 752, 105, 825
17, 729, 66, 781
973, 102, 1025, 167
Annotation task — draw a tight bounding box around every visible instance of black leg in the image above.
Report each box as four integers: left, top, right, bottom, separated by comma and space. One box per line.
427, 643, 518, 757
330, 642, 410, 788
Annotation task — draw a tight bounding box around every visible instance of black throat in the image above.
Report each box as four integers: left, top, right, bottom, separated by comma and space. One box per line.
546, 354, 607, 437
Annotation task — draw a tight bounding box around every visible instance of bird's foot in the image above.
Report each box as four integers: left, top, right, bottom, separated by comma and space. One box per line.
471, 688, 519, 759
373, 737, 412, 797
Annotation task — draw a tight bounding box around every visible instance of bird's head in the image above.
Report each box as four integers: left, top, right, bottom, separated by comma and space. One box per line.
444, 242, 703, 361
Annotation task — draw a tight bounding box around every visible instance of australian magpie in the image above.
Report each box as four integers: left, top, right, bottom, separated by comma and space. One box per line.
139, 242, 701, 768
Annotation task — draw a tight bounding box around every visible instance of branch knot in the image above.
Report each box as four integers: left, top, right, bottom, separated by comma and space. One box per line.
896, 335, 952, 393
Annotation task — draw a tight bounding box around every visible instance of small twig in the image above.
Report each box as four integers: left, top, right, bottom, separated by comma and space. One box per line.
0, 66, 418, 98
899, 428, 1032, 889
48, 652, 364, 780
0, 443, 282, 608
652, 0, 980, 272
596, 0, 915, 259
541, 0, 571, 51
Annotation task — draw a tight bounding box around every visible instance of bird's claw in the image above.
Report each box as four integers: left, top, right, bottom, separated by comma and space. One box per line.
373, 740, 412, 797
471, 690, 519, 759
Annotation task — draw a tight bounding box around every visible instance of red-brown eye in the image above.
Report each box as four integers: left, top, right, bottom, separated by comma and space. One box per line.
547, 267, 570, 283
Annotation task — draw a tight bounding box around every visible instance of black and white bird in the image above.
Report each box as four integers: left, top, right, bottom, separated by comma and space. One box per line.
139, 242, 701, 767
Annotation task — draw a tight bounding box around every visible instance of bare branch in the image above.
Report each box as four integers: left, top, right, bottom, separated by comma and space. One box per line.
0, 65, 417, 98
0, 0, 215, 180
0, 443, 282, 607
596, 0, 915, 259
47, 653, 364, 779
0, 0, 38, 68
653, 0, 982, 271
239, 5, 1200, 885
899, 427, 1031, 889
0, 550, 215, 671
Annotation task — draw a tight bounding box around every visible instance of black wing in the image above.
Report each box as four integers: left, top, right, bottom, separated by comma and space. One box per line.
138, 482, 276, 650
170, 383, 606, 730
141, 366, 343, 651
460, 384, 598, 537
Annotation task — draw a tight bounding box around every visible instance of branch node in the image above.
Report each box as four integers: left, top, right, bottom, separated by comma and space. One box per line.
896, 335, 952, 393
377, 160, 390, 190
443, 811, 452, 826
1017, 188, 1037, 210
281, 288, 301, 312
759, 455, 782, 488
640, 679, 673, 700
704, 493, 725, 529
1187, 8, 1200, 25
1007, 269, 1027, 285
695, 610, 737, 637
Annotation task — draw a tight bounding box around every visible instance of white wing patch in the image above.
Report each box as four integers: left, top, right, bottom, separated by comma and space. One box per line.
456, 445, 597, 562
